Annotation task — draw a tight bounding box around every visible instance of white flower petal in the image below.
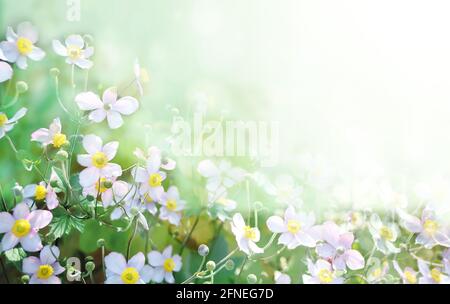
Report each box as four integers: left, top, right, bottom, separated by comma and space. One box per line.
111, 97, 139, 115
105, 252, 127, 275
106, 111, 124, 129
75, 92, 103, 111
83, 134, 103, 154
65, 35, 84, 48
52, 40, 67, 56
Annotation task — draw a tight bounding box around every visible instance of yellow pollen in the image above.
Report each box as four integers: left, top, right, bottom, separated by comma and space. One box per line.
11, 219, 31, 238
0, 113, 7, 127
163, 258, 176, 272
17, 37, 33, 55
287, 219, 301, 234
37, 265, 54, 280
35, 185, 47, 201
423, 220, 438, 236
166, 199, 177, 211
318, 269, 334, 284
95, 178, 108, 194
244, 226, 257, 241
148, 173, 163, 187
404, 270, 417, 284
431, 268, 442, 283
92, 152, 108, 169
379, 226, 394, 241
67, 45, 82, 60
121, 267, 140, 284
52, 133, 67, 148
372, 268, 382, 278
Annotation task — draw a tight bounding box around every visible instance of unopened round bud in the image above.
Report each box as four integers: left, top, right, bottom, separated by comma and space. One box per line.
21, 275, 30, 284
247, 274, 257, 284
85, 261, 95, 272
206, 261, 216, 271
225, 259, 235, 271
12, 183, 23, 197
103, 181, 113, 189
86, 195, 95, 202
198, 244, 209, 257
50, 68, 60, 77
85, 256, 94, 262
254, 201, 264, 211
56, 150, 69, 161
97, 239, 106, 247
16, 81, 28, 94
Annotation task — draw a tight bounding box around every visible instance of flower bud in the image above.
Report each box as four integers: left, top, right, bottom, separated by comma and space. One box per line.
12, 183, 23, 197
198, 244, 209, 257
103, 181, 113, 189
50, 68, 60, 77
206, 261, 216, 271
16, 81, 28, 94
21, 275, 30, 284
85, 261, 95, 272
97, 239, 106, 247
247, 274, 257, 284
55, 150, 69, 161
86, 195, 95, 202
225, 259, 235, 271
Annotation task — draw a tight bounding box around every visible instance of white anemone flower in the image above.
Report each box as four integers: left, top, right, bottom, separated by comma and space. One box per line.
368, 213, 400, 254
0, 50, 13, 82
159, 186, 186, 226
393, 261, 418, 284
0, 107, 27, 139
134, 146, 176, 171
22, 245, 65, 284
207, 195, 237, 222
23, 182, 59, 210
77, 134, 122, 187
266, 175, 303, 206
274, 271, 291, 284
0, 22, 45, 69
75, 88, 139, 129
31, 118, 68, 149
197, 160, 246, 195
132, 156, 167, 202
105, 252, 153, 284
418, 259, 450, 284
231, 213, 263, 255
53, 35, 94, 69
148, 245, 182, 284
82, 178, 129, 208
0, 203, 52, 252
302, 259, 344, 284
266, 206, 317, 249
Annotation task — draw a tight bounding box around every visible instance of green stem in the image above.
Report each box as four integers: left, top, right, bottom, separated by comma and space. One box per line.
126, 219, 139, 260
179, 214, 201, 255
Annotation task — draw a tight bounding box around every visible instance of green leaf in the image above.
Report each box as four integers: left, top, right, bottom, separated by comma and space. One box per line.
4, 248, 27, 263
52, 166, 71, 192
48, 213, 85, 239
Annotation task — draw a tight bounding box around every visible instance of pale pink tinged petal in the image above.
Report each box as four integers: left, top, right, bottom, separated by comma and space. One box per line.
166, 186, 179, 200
148, 251, 164, 267
88, 108, 107, 123
1, 232, 19, 251
105, 275, 123, 284
162, 245, 173, 258
168, 213, 181, 226
127, 252, 145, 271
103, 141, 119, 160
232, 213, 246, 229
197, 160, 219, 177
45, 191, 59, 210
44, 276, 62, 284
8, 107, 27, 123
152, 267, 165, 283
28, 47, 45, 61
16, 56, 28, 70
110, 208, 123, 220
278, 232, 295, 246
434, 231, 450, 247
0, 213, 14, 233
83, 47, 94, 58
13, 203, 30, 219
332, 255, 347, 271
52, 263, 65, 275
52, 40, 67, 56
165, 272, 175, 283
302, 275, 318, 284
275, 272, 291, 284
17, 22, 38, 43
140, 265, 154, 283
106, 111, 124, 129
0, 41, 19, 62
6, 27, 17, 42
65, 35, 84, 48
345, 249, 365, 270
74, 58, 93, 70
148, 186, 164, 201
112, 97, 139, 115
172, 255, 182, 272
161, 158, 176, 171
23, 185, 36, 198
267, 216, 286, 233
0, 62, 13, 83
40, 245, 59, 265
112, 181, 129, 198
417, 259, 430, 276
75, 92, 103, 111
77, 154, 92, 167
296, 231, 317, 248
284, 205, 297, 221
105, 252, 127, 275
102, 88, 118, 104
316, 243, 336, 259
248, 241, 263, 254
101, 163, 122, 178
132, 167, 148, 183
321, 222, 341, 247
31, 128, 51, 144
28, 210, 52, 229
79, 167, 100, 187
83, 134, 103, 154
339, 232, 355, 249
20, 233, 43, 252
237, 238, 251, 255
22, 256, 41, 274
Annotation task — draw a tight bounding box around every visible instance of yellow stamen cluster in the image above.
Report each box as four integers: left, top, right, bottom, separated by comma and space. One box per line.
121, 267, 140, 284
17, 37, 33, 55
37, 265, 54, 280
35, 185, 47, 201
52, 133, 67, 148
148, 173, 163, 187
379, 226, 394, 241
92, 152, 108, 169
11, 219, 31, 238
287, 219, 301, 234
163, 258, 175, 272
431, 268, 442, 283
404, 270, 417, 284
67, 45, 82, 60
318, 269, 334, 284
0, 113, 8, 127
166, 199, 177, 211
423, 219, 438, 236
243, 226, 257, 241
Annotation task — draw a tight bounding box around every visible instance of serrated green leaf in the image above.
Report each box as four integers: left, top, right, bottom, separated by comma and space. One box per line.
48, 214, 85, 239
4, 248, 27, 262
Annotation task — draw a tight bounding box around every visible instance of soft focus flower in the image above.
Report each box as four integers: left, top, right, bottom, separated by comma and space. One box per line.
0, 203, 52, 252
82, 178, 128, 208
159, 186, 186, 226
274, 271, 291, 284
111, 195, 149, 230
302, 259, 344, 284
266, 206, 316, 249
23, 182, 59, 210
393, 261, 418, 284
134, 146, 176, 171
77, 134, 122, 187
31, 118, 68, 149
207, 195, 237, 222
75, 88, 139, 129
0, 22, 45, 69
0, 54, 13, 83
366, 260, 389, 283
315, 221, 365, 271
368, 213, 400, 254
105, 252, 153, 284
134, 59, 150, 96
266, 175, 303, 206
0, 108, 27, 139
22, 245, 65, 284
148, 245, 182, 283
132, 156, 167, 201
53, 35, 94, 69
417, 259, 450, 284
231, 213, 263, 255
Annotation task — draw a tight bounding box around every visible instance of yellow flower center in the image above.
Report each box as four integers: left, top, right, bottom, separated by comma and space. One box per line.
318, 269, 334, 284
67, 45, 82, 60
0, 113, 7, 127
52, 133, 67, 148
163, 258, 175, 272
17, 37, 33, 55
166, 199, 177, 211
148, 173, 163, 187
379, 226, 394, 241
372, 268, 382, 278
37, 265, 54, 280
287, 219, 301, 234
95, 177, 108, 194
35, 185, 47, 201
243, 226, 257, 241
92, 152, 108, 169
120, 267, 140, 284
11, 219, 31, 238
144, 194, 154, 203
423, 219, 438, 236
431, 268, 442, 283
404, 270, 417, 284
